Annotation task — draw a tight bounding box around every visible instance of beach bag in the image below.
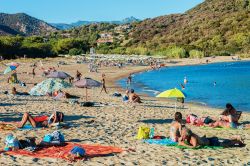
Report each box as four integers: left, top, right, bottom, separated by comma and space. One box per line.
43, 130, 65, 144
70, 146, 86, 157
4, 134, 20, 151
136, 126, 150, 139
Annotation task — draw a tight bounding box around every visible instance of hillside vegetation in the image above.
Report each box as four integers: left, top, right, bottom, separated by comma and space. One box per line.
0, 0, 249, 59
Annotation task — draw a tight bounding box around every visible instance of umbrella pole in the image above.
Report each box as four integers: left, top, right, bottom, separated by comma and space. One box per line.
85, 88, 88, 101
175, 101, 177, 112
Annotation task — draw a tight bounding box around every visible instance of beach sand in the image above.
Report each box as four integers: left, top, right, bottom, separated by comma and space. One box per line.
0, 56, 250, 165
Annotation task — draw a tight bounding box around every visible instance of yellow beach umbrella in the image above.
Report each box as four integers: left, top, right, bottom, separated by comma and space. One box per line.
156, 88, 185, 111
156, 88, 185, 98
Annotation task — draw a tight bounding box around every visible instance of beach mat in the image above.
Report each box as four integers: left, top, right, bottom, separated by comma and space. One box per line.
144, 139, 223, 150
144, 138, 177, 146
5, 142, 123, 161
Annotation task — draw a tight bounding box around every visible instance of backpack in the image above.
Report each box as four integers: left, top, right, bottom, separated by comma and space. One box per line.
136, 126, 150, 139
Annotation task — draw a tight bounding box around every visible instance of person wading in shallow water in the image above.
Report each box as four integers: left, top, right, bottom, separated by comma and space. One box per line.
127, 73, 132, 89
100, 73, 108, 94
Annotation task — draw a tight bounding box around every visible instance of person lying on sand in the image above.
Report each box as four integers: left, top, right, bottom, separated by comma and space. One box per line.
17, 112, 64, 128
178, 127, 245, 148
52, 90, 79, 99
129, 89, 142, 103
169, 112, 183, 142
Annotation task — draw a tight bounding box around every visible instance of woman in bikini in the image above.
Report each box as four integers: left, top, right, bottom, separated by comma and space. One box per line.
179, 127, 245, 148
169, 112, 183, 142
17, 112, 64, 128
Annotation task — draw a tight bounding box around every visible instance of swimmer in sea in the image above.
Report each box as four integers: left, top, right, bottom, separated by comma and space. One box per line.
184, 77, 188, 84
180, 84, 185, 90
214, 82, 217, 86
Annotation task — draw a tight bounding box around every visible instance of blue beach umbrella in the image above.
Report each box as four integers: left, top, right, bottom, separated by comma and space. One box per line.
4, 66, 17, 74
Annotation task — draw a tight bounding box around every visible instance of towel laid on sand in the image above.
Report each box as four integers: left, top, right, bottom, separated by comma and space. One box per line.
4, 142, 123, 161
144, 139, 223, 150
143, 139, 177, 146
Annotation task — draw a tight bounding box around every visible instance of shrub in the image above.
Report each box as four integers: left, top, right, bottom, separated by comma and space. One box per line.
189, 50, 205, 58
69, 48, 83, 55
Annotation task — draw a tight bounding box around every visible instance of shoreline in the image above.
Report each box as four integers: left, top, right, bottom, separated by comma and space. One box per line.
0, 55, 250, 165
110, 56, 250, 113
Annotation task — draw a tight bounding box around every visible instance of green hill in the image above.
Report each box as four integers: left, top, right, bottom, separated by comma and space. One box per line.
128, 0, 250, 57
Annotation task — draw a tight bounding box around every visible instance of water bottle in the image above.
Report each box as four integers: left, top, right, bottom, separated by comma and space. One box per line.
149, 128, 154, 139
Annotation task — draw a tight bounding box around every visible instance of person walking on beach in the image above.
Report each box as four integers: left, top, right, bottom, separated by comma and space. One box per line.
75, 70, 82, 81
100, 73, 108, 94
32, 67, 36, 78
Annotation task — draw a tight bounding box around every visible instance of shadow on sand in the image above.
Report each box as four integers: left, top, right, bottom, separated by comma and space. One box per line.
0, 112, 22, 122
64, 115, 95, 122
138, 119, 173, 124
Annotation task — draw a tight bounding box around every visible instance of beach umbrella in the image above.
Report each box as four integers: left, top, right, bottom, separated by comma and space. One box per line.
29, 78, 72, 96
6, 62, 20, 67
4, 66, 17, 74
46, 71, 72, 79
74, 77, 102, 101
156, 88, 186, 111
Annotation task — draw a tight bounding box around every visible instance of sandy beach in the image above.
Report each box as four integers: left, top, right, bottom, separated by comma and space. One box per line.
0, 56, 250, 165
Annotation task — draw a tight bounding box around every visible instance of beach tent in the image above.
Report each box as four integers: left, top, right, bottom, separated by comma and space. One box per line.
29, 78, 72, 96
46, 71, 72, 79
156, 88, 186, 111
74, 77, 102, 101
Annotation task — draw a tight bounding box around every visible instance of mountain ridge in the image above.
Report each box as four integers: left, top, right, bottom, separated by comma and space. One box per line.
51, 16, 140, 30
0, 13, 57, 36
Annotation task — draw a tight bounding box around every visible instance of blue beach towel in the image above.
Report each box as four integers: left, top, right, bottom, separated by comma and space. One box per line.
143, 138, 177, 146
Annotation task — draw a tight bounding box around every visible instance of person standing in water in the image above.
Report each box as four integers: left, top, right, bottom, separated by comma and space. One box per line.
127, 73, 132, 89
100, 73, 108, 94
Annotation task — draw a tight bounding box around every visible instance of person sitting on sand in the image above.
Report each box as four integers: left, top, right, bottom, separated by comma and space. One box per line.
179, 127, 245, 148
122, 90, 130, 102
169, 112, 183, 142
129, 89, 141, 103
220, 103, 238, 123
17, 112, 64, 128
11, 87, 29, 96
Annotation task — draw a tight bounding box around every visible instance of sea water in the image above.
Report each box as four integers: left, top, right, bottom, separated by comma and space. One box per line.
118, 61, 250, 112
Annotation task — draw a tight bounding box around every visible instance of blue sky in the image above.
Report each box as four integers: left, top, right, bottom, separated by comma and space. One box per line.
0, 0, 204, 23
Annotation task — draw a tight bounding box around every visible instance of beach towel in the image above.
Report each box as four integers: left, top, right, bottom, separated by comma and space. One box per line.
4, 143, 123, 161
143, 139, 223, 150
143, 138, 177, 146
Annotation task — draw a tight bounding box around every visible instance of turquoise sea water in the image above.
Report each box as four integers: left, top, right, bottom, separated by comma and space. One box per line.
118, 61, 250, 112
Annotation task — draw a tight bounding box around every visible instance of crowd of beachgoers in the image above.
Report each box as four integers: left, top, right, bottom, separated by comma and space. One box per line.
0, 56, 249, 165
